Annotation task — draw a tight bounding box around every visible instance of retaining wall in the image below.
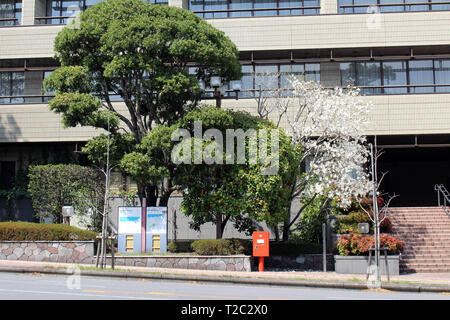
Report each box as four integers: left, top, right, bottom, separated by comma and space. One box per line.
0, 241, 95, 264
107, 255, 253, 272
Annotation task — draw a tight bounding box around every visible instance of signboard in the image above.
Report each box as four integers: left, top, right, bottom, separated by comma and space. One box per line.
118, 207, 141, 234
146, 207, 167, 233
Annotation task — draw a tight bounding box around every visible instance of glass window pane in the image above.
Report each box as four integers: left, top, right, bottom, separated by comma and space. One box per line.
340, 62, 356, 86
356, 61, 381, 94
229, 0, 252, 17
405, 0, 428, 11
354, 0, 377, 13
434, 59, 450, 93
305, 63, 320, 81
303, 0, 319, 14
254, 0, 277, 17
11, 72, 24, 103
240, 65, 254, 97
383, 61, 407, 94
255, 64, 278, 96
204, 0, 227, 18
379, 0, 404, 12
408, 60, 434, 93
431, 0, 450, 11
0, 72, 10, 103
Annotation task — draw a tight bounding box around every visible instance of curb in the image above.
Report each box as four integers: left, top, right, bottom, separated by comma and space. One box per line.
1, 265, 450, 294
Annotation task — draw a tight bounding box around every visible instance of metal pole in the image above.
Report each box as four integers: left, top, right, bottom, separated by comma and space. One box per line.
370, 143, 380, 284
142, 198, 147, 253
322, 223, 327, 272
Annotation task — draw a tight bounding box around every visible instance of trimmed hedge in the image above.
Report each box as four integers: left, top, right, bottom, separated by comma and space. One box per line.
0, 221, 98, 241
190, 239, 251, 255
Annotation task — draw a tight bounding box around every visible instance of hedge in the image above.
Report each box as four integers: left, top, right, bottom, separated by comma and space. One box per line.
190, 239, 252, 255
0, 221, 98, 241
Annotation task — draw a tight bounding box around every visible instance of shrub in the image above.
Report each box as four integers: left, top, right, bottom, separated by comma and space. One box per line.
190, 239, 251, 255
334, 211, 392, 234
167, 241, 178, 253
0, 221, 98, 241
335, 233, 403, 256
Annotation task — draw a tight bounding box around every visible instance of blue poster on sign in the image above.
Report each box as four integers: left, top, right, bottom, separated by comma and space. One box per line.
146, 207, 167, 253
146, 207, 167, 233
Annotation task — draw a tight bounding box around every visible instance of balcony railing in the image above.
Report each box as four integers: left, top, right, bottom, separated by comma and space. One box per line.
339, 0, 450, 13
0, 17, 19, 26
3, 83, 450, 105
35, 16, 73, 24
192, 6, 320, 18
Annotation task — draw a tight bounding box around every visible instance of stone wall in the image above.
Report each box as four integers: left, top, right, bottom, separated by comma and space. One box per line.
0, 241, 95, 264
107, 255, 253, 272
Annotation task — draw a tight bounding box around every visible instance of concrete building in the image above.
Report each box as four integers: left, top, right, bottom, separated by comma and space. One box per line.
1, 0, 450, 241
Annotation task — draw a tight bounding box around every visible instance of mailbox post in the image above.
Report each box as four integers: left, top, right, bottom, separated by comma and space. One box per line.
252, 231, 269, 272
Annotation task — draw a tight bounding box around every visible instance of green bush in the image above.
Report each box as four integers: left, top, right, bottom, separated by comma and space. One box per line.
0, 221, 98, 241
190, 238, 251, 255
334, 211, 392, 234
167, 241, 178, 253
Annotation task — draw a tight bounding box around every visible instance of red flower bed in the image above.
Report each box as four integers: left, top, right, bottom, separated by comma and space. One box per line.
336, 233, 403, 256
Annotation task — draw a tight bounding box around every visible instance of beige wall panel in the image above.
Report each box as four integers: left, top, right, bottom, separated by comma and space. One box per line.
0, 26, 63, 59
220, 94, 450, 136
209, 11, 450, 51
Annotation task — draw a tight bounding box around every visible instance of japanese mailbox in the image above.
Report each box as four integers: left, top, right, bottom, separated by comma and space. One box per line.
253, 231, 269, 272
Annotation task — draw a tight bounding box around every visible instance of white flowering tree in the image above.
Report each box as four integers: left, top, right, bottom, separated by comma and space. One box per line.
273, 77, 373, 241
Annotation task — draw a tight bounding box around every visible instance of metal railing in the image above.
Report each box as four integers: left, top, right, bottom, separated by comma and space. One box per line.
0, 17, 19, 26
192, 6, 320, 18
434, 184, 450, 214
339, 1, 450, 13
4, 83, 450, 104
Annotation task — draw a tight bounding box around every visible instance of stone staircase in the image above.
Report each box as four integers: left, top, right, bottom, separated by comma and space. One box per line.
388, 207, 450, 273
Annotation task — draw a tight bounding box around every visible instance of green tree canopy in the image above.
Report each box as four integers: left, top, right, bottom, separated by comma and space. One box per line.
44, 0, 242, 205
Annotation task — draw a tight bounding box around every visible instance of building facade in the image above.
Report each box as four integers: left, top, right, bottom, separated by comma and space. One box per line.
1, 0, 450, 223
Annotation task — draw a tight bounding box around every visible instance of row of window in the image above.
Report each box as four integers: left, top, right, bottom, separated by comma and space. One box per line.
1, 59, 450, 103
231, 59, 450, 97
190, 0, 319, 18
339, 0, 450, 14
3, 0, 450, 26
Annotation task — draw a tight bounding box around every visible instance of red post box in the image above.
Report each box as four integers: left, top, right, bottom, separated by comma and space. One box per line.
253, 231, 269, 272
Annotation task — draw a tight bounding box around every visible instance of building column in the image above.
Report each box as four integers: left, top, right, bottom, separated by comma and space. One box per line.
168, 0, 189, 10
320, 0, 339, 15
21, 0, 46, 25
21, 0, 36, 25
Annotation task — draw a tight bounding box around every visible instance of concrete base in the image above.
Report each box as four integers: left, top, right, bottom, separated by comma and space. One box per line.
334, 255, 400, 275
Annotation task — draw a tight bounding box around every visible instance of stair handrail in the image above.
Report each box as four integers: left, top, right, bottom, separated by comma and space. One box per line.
434, 184, 450, 214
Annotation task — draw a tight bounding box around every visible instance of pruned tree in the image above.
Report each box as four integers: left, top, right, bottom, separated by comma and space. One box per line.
43, 0, 242, 206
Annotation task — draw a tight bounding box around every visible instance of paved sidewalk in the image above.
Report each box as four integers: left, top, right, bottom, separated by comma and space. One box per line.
2, 259, 450, 290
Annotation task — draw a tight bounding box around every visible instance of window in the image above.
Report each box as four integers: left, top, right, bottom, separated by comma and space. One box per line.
0, 0, 21, 26
338, 0, 450, 13
356, 61, 381, 94
382, 61, 407, 94
190, 0, 320, 18
43, 0, 167, 24
0, 72, 24, 104
433, 59, 450, 93
408, 60, 434, 93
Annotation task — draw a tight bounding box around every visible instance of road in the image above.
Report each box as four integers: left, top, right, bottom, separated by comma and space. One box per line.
0, 272, 449, 300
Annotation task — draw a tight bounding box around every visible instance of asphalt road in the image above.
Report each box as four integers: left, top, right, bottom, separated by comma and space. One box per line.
0, 272, 449, 300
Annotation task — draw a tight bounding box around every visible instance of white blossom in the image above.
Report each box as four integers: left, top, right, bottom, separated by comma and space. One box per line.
279, 77, 373, 208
